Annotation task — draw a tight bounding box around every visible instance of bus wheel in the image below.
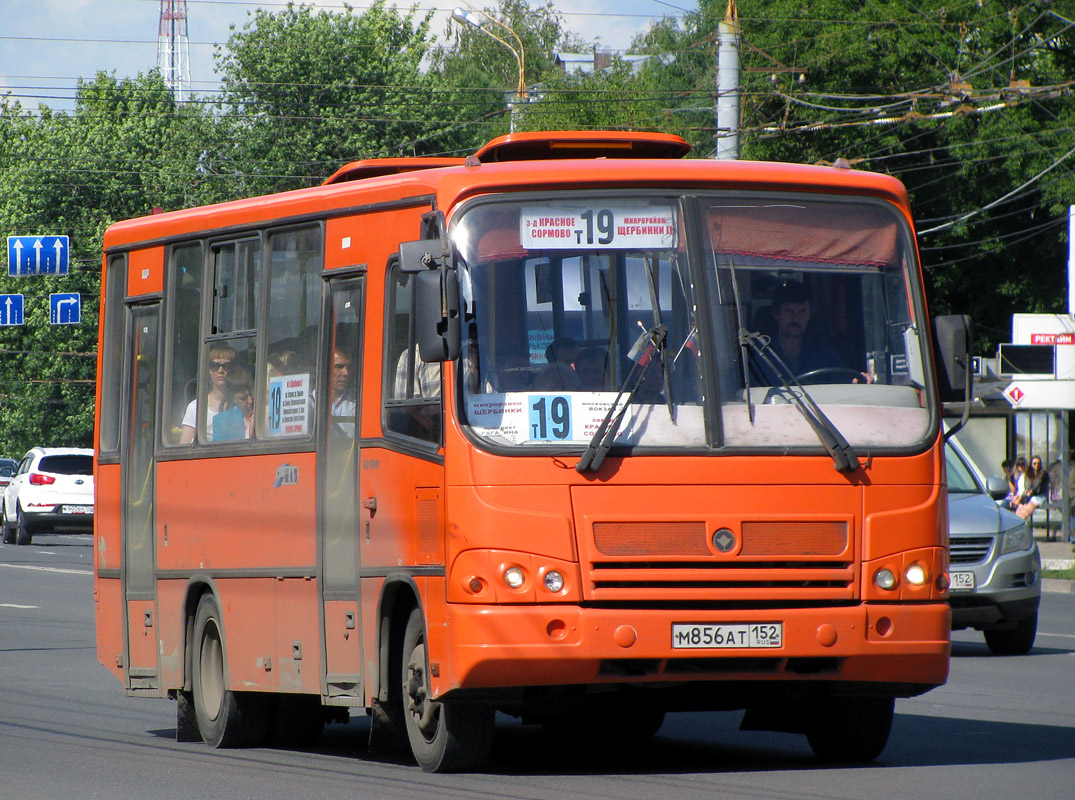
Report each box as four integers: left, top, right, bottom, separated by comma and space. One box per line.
191, 594, 268, 748
401, 607, 493, 772
805, 695, 893, 762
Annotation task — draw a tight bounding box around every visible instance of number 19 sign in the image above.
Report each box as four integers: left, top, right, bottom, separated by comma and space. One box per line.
520, 203, 677, 250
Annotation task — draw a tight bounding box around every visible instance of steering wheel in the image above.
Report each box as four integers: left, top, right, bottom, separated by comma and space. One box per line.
794, 367, 863, 385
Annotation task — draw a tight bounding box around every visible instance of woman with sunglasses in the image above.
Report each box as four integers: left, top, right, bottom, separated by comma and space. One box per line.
179, 345, 237, 443
1016, 455, 1050, 521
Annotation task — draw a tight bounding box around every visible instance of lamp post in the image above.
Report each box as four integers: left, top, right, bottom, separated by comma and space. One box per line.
451, 7, 527, 132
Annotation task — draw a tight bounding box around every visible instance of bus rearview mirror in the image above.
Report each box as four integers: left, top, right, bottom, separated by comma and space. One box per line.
933, 314, 973, 404
416, 269, 461, 362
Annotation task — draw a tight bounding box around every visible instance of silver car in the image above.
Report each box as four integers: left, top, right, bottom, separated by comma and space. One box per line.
945, 439, 1041, 655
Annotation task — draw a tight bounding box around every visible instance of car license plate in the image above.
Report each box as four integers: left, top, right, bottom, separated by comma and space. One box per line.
672, 622, 783, 649
949, 571, 975, 590
62, 505, 92, 514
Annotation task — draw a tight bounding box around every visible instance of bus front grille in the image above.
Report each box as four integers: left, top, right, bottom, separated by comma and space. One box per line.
586, 560, 856, 602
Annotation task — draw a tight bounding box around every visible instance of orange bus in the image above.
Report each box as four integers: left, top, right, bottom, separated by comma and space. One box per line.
94, 130, 971, 772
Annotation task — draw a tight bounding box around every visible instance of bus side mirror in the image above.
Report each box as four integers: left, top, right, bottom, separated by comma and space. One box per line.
933, 314, 973, 403
400, 239, 452, 273
415, 268, 461, 363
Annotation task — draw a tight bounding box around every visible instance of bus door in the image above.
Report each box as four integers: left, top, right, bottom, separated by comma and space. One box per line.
319, 277, 365, 703
122, 303, 160, 689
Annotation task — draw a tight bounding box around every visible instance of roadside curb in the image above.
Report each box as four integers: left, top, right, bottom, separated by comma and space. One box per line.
1042, 578, 1074, 594
1041, 558, 1074, 571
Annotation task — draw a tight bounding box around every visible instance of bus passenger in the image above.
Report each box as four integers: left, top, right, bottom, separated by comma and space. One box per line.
179, 345, 237, 443
330, 347, 358, 438
394, 346, 441, 399
212, 365, 254, 441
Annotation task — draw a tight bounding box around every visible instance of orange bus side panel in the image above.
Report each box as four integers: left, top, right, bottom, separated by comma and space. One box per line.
323, 599, 362, 678
358, 447, 444, 571
155, 453, 317, 571
94, 577, 125, 683
215, 578, 322, 694
127, 246, 164, 297
360, 575, 386, 705
156, 580, 187, 689
95, 464, 123, 573
126, 599, 159, 675
94, 463, 125, 680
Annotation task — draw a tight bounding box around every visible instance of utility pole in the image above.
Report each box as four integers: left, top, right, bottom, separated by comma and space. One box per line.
716, 0, 741, 160
157, 1, 191, 103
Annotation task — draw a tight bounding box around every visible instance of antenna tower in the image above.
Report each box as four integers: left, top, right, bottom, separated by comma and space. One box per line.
157, 1, 191, 103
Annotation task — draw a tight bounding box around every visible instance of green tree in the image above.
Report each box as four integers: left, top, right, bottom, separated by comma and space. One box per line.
213, 1, 438, 191
642, 1, 1075, 349
0, 72, 219, 455
429, 0, 587, 144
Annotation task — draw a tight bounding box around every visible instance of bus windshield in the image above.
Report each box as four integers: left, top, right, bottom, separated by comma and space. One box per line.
454, 192, 931, 454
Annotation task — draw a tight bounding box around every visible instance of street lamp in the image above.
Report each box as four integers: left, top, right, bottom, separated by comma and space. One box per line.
451, 6, 527, 130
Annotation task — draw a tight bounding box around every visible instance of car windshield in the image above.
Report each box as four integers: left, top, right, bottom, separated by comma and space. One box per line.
453, 192, 933, 456
38, 455, 93, 475
944, 443, 981, 494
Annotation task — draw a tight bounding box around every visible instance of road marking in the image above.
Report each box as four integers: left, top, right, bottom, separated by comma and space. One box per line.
0, 562, 91, 576
1037, 631, 1075, 640
0, 602, 39, 609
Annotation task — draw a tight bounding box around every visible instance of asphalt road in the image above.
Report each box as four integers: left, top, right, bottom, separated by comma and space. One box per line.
2, 532, 1073, 800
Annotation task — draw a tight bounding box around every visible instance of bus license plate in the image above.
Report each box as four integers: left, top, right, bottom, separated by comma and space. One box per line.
672, 623, 783, 649
949, 571, 975, 590
63, 505, 92, 514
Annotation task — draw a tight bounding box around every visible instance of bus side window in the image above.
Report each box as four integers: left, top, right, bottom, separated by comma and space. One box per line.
257, 226, 322, 440
165, 244, 203, 446
383, 261, 441, 444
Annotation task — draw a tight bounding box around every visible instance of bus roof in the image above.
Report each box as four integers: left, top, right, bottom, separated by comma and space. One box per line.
102, 132, 912, 251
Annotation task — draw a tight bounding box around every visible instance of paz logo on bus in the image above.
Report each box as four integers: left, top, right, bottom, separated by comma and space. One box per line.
274, 464, 299, 487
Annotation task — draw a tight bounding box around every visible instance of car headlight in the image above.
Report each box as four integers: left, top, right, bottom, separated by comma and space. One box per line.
1000, 521, 1033, 555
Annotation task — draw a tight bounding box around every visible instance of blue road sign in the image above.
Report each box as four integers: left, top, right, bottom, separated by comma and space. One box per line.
50, 292, 81, 325
7, 235, 70, 276
0, 294, 25, 326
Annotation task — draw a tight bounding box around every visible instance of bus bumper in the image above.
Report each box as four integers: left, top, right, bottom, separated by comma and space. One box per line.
435, 602, 950, 698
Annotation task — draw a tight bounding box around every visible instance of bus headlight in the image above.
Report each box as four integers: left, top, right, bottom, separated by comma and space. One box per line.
904, 562, 929, 586
874, 568, 898, 590
503, 566, 526, 589
1000, 522, 1033, 555
543, 570, 565, 593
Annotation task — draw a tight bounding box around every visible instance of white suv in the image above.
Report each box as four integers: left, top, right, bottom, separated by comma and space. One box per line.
1, 448, 94, 546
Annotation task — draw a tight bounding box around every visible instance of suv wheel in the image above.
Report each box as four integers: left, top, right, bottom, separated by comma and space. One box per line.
1, 506, 14, 545
15, 507, 33, 546
984, 612, 1037, 656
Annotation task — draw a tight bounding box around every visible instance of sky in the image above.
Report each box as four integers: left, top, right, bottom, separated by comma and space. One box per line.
0, 0, 696, 110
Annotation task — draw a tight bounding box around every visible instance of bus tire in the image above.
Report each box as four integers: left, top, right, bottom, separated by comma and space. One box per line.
191, 594, 268, 748
805, 695, 893, 763
401, 607, 493, 772
15, 507, 33, 546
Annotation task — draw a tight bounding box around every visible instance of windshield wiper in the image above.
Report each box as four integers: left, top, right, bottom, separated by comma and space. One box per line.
741, 331, 861, 474
725, 257, 755, 424
576, 324, 667, 474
